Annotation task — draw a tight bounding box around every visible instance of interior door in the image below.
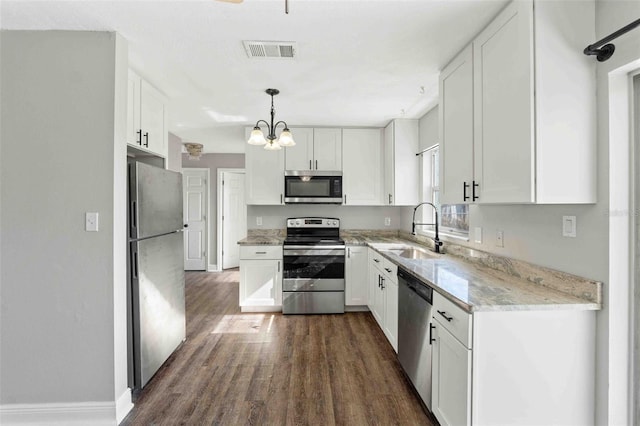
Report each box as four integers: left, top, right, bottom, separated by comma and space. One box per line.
222, 171, 247, 269
183, 169, 207, 270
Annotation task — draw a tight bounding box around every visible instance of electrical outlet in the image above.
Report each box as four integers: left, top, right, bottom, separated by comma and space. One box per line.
474, 227, 482, 244
85, 212, 99, 232
256, 216, 262, 226
496, 230, 504, 247
384, 217, 391, 226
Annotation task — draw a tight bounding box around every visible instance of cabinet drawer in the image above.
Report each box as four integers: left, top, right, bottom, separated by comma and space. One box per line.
239, 245, 282, 260
433, 292, 472, 348
369, 248, 384, 266
381, 257, 397, 283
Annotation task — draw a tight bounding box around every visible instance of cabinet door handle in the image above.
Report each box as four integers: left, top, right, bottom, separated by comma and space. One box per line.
280, 194, 283, 204
472, 180, 479, 201
315, 160, 318, 170
378, 275, 381, 287
384, 267, 391, 273
381, 276, 385, 290
277, 261, 280, 272
373, 258, 380, 263
255, 251, 267, 254
429, 323, 436, 344
347, 248, 351, 258
309, 160, 312, 170
136, 129, 142, 145
463, 181, 470, 201
388, 194, 392, 205
344, 194, 347, 204
143, 132, 149, 147
437, 310, 453, 322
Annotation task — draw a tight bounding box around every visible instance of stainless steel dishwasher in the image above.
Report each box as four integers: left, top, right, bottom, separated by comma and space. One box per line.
398, 267, 434, 410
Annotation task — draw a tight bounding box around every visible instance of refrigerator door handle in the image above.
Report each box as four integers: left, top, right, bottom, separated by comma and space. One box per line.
131, 249, 138, 279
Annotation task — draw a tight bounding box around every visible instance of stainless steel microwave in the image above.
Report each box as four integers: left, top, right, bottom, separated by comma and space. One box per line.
284, 171, 343, 204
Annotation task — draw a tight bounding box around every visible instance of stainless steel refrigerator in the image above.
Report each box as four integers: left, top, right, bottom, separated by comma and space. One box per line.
127, 161, 186, 391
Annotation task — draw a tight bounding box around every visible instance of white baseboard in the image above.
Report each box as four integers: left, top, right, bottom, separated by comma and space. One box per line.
207, 263, 218, 272
115, 389, 133, 424
240, 306, 282, 313
345, 305, 370, 312
0, 401, 116, 425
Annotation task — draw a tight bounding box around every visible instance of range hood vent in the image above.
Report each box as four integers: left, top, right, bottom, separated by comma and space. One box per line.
243, 41, 297, 59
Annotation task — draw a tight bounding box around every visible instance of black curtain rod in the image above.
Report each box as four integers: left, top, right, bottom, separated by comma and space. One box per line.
584, 17, 640, 62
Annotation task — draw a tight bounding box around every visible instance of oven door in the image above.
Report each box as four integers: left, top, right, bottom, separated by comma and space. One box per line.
282, 247, 345, 291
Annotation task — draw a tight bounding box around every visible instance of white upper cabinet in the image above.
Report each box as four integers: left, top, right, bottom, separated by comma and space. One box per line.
284, 128, 314, 170
284, 128, 342, 171
126, 70, 168, 159
439, 45, 475, 205
383, 119, 419, 206
441, 0, 595, 204
245, 128, 285, 205
342, 128, 383, 205
313, 128, 342, 171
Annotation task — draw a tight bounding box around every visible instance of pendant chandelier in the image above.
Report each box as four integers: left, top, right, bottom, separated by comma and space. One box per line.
184, 142, 203, 160
247, 88, 295, 150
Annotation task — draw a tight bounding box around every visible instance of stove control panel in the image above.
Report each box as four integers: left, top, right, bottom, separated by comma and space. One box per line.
287, 217, 340, 228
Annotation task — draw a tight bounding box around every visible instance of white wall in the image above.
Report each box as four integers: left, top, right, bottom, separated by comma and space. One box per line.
0, 31, 128, 423
167, 132, 183, 173
419, 106, 438, 151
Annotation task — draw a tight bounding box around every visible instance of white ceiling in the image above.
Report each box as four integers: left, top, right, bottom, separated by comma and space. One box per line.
1, 0, 509, 153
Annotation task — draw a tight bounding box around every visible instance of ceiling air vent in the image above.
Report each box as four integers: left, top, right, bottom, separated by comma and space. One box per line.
243, 41, 297, 59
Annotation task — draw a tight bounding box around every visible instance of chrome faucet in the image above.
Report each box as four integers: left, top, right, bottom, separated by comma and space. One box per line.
412, 202, 443, 253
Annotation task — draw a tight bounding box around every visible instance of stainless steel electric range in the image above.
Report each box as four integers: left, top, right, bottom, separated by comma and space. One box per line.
282, 217, 345, 314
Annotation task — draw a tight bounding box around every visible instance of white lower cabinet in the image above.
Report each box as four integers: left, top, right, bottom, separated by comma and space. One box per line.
367, 248, 398, 352
345, 245, 368, 306
431, 317, 472, 426
239, 246, 282, 312
431, 292, 596, 426
382, 271, 398, 351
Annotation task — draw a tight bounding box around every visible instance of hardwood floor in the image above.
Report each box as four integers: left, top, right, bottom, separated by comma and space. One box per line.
121, 270, 437, 425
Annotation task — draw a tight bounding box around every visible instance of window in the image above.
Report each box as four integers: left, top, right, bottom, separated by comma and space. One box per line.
420, 145, 469, 237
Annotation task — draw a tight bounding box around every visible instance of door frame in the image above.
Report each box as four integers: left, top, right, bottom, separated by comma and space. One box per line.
182, 167, 210, 271
217, 168, 246, 271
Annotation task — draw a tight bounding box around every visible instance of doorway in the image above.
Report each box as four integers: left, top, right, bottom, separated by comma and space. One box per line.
182, 168, 209, 270
217, 169, 247, 270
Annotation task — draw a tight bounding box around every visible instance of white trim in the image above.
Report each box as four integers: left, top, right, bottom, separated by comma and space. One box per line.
217, 168, 245, 271
607, 58, 640, 426
240, 306, 282, 313
631, 69, 640, 425
115, 388, 133, 424
182, 167, 210, 271
207, 263, 218, 272
0, 402, 116, 425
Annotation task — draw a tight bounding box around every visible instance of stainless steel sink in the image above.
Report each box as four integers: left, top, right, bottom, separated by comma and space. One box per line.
381, 246, 439, 260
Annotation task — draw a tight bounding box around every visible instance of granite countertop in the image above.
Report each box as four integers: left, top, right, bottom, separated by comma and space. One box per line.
238, 230, 285, 245
239, 229, 602, 313
369, 241, 600, 313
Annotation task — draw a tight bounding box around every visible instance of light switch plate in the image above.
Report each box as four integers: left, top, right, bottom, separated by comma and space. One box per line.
85, 212, 99, 232
256, 216, 263, 226
496, 230, 504, 247
562, 216, 576, 237
384, 217, 391, 226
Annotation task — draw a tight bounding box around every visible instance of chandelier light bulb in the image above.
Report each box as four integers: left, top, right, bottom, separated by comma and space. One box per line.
278, 129, 295, 147
248, 127, 267, 145
264, 140, 282, 150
